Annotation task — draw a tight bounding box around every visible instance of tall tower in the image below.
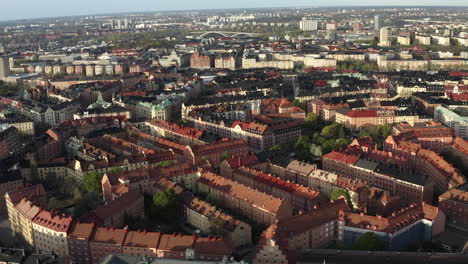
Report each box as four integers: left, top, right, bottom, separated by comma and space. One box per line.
299, 17, 318, 31
117, 19, 122, 29
374, 15, 382, 30
0, 56, 11, 80
379, 27, 391, 47
124, 17, 129, 29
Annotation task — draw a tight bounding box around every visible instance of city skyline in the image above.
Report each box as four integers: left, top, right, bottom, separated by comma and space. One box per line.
2, 1, 468, 21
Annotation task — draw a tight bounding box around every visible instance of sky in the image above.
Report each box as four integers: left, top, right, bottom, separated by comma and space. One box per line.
2, 0, 468, 21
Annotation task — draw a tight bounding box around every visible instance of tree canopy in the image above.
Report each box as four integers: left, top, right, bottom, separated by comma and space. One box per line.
359, 124, 392, 147
152, 189, 179, 220
352, 232, 385, 251
82, 167, 122, 193
330, 189, 352, 206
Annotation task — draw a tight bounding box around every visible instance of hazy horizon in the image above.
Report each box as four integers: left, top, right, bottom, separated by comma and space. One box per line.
1, 1, 468, 22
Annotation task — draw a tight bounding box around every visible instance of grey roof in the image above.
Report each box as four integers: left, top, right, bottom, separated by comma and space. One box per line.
286, 160, 316, 175
354, 159, 379, 171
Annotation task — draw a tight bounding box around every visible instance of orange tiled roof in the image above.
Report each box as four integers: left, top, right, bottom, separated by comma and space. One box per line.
123, 230, 160, 248
15, 198, 42, 220
148, 119, 203, 139
91, 227, 127, 245
191, 138, 248, 156
199, 171, 285, 214
68, 222, 95, 240
194, 237, 232, 256
323, 151, 360, 165
32, 210, 73, 233
157, 233, 196, 251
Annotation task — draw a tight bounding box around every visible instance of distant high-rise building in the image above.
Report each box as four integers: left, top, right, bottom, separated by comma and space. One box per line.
374, 15, 382, 30
300, 17, 318, 31
124, 17, 129, 29
0, 56, 10, 80
379, 27, 391, 47
117, 19, 122, 29
353, 23, 363, 33
110, 20, 115, 30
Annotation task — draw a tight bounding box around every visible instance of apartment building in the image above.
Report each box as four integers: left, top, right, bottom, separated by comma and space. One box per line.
391, 122, 454, 152
307, 169, 369, 210
215, 56, 236, 70
68, 222, 95, 264
190, 53, 213, 69
0, 170, 23, 214
434, 106, 468, 139
439, 187, 468, 226
197, 172, 293, 226
89, 191, 144, 228
12, 198, 42, 248
227, 166, 322, 212
32, 211, 72, 256
322, 150, 434, 204
185, 197, 252, 247
0, 125, 20, 159
254, 200, 350, 264
122, 230, 160, 257
90, 227, 128, 264
184, 138, 249, 165
343, 203, 445, 251
142, 119, 206, 146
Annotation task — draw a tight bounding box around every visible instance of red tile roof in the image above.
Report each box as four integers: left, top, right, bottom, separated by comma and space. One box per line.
148, 119, 203, 139
191, 138, 248, 156
157, 233, 196, 251
15, 198, 42, 220
199, 171, 286, 214
225, 153, 259, 169
231, 120, 250, 131
323, 151, 360, 165
91, 227, 128, 245
92, 191, 142, 222
194, 237, 232, 256
123, 230, 160, 248
346, 110, 378, 118
32, 210, 73, 233
68, 222, 95, 240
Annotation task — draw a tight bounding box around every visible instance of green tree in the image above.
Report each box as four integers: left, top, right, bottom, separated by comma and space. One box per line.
330, 189, 352, 206
295, 135, 311, 149
82, 171, 103, 193
220, 151, 232, 161
322, 139, 337, 154
320, 123, 342, 139
336, 138, 351, 148
292, 99, 304, 109
304, 112, 319, 129
153, 189, 179, 220
74, 192, 102, 217
353, 232, 385, 251
82, 168, 122, 193
309, 144, 322, 157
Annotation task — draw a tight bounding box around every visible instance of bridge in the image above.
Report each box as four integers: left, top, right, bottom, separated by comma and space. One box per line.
191, 31, 259, 39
